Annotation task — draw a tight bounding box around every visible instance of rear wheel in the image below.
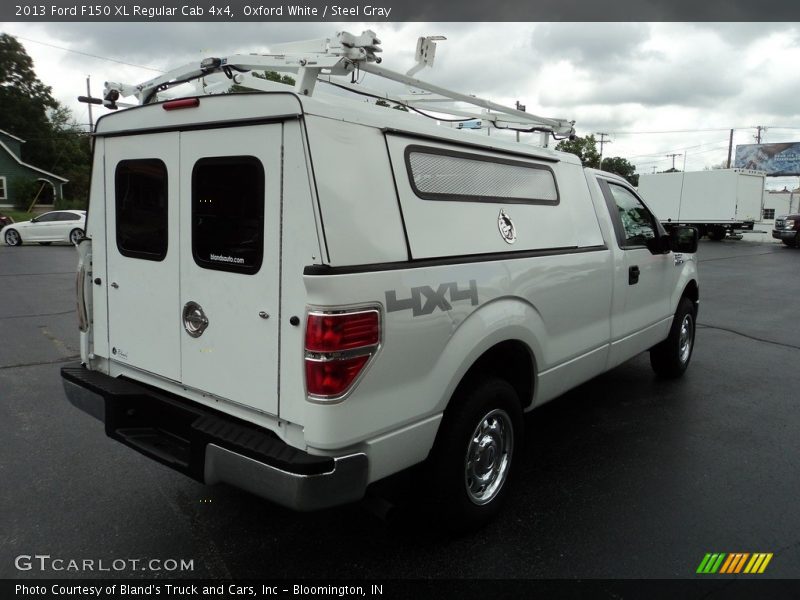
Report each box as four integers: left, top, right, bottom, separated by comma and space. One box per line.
427, 376, 523, 532
650, 297, 696, 378
4, 229, 21, 246
706, 226, 726, 241
69, 228, 84, 245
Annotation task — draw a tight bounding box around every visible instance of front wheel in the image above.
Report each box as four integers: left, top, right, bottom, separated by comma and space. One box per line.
69, 228, 84, 245
650, 297, 696, 378
4, 229, 21, 246
427, 377, 523, 532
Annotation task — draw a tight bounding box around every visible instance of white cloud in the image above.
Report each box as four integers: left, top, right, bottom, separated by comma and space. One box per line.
2, 21, 799, 187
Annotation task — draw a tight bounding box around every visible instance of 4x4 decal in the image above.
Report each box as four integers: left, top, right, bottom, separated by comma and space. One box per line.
385, 280, 479, 316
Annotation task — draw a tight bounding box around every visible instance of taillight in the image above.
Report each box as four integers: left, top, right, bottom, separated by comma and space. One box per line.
304, 308, 381, 400
163, 98, 200, 110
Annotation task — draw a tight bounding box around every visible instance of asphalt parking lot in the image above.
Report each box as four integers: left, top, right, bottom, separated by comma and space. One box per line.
1, 238, 799, 581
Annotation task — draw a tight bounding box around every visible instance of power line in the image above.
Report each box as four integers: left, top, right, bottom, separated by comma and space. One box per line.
14, 35, 164, 73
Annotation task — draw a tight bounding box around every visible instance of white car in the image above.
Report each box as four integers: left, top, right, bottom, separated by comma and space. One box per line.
1, 210, 86, 246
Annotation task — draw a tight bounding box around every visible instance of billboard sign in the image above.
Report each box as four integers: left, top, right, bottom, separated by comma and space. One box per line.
734, 143, 800, 176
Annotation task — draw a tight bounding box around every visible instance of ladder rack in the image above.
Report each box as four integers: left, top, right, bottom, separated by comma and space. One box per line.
86, 30, 576, 140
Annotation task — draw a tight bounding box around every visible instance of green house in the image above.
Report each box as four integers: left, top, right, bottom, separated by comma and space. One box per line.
0, 129, 68, 209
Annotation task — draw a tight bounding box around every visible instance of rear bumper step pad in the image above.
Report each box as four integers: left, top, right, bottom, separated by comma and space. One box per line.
61, 364, 367, 510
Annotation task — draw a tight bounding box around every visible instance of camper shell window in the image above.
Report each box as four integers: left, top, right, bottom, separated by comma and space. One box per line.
191, 156, 265, 275
404, 145, 559, 205
115, 159, 168, 261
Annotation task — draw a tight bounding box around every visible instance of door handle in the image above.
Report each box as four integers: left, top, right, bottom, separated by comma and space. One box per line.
628, 265, 640, 285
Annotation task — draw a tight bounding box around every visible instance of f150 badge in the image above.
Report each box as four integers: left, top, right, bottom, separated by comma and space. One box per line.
386, 280, 479, 317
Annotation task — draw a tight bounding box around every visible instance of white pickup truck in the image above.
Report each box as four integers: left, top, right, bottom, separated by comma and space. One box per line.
62, 31, 700, 530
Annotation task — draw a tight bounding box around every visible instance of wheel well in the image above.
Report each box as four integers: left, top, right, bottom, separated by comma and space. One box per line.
683, 280, 699, 306
453, 340, 535, 410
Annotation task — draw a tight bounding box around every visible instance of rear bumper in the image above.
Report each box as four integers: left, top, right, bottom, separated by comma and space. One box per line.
61, 364, 367, 511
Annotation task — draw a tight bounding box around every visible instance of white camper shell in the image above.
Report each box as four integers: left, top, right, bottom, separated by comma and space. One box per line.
63, 31, 700, 530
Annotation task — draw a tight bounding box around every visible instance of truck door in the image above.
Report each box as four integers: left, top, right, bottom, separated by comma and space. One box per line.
105, 133, 181, 381
598, 178, 673, 363
178, 125, 282, 415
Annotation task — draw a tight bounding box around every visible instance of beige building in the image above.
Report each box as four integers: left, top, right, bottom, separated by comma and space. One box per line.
762, 188, 800, 222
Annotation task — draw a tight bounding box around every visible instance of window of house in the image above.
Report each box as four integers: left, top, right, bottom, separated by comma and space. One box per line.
405, 146, 558, 204
0, 177, 6, 200
763, 208, 775, 220
192, 156, 264, 275
115, 159, 169, 261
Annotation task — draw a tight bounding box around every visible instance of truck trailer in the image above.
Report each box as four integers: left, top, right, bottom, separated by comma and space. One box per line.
638, 169, 766, 240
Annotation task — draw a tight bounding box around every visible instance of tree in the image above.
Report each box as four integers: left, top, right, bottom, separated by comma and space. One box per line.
229, 70, 295, 93
48, 105, 91, 206
0, 34, 58, 168
0, 34, 90, 206
555, 134, 601, 168
253, 70, 296, 86
600, 156, 639, 186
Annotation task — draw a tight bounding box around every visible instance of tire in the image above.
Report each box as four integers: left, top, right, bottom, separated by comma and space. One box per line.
650, 297, 696, 378
706, 226, 726, 241
4, 229, 21, 246
69, 228, 84, 245
38, 242, 52, 246
426, 376, 523, 532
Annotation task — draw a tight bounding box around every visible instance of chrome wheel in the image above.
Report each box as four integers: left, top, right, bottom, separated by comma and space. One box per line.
465, 408, 514, 506
678, 313, 693, 365
69, 228, 84, 245
5, 229, 20, 246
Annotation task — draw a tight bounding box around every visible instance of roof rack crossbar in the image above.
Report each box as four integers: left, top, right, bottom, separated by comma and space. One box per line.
93, 30, 575, 138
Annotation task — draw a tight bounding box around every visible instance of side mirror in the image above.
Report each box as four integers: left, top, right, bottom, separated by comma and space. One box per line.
669, 226, 699, 253
30, 217, 39, 223
645, 235, 670, 255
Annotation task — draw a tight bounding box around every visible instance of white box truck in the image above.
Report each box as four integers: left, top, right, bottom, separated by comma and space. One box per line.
638, 169, 766, 240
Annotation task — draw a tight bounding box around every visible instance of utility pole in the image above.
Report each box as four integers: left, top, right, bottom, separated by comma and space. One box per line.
755, 125, 766, 144
85, 76, 95, 151
596, 132, 611, 170
726, 128, 734, 168
651, 166, 657, 173
666, 153, 682, 171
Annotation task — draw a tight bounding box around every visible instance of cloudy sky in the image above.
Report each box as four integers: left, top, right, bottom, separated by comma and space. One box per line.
3, 21, 800, 189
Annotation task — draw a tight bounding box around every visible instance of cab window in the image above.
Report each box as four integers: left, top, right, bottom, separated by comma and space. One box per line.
606, 183, 657, 248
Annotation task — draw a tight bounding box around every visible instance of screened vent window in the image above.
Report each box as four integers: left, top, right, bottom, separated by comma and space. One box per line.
405, 146, 558, 204
116, 159, 168, 261
763, 208, 776, 220
192, 156, 264, 274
